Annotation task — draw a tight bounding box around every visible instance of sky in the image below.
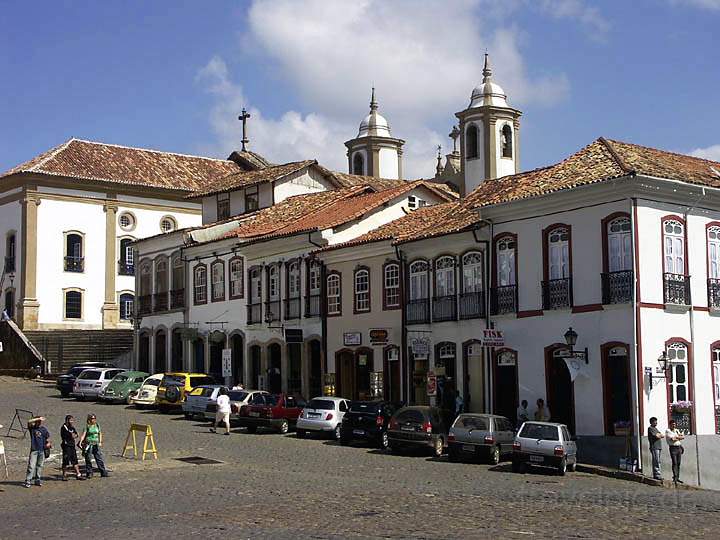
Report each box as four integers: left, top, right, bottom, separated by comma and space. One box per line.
1, 0, 720, 180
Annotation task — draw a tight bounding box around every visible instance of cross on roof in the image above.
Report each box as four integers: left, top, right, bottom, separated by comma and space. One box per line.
238, 108, 251, 151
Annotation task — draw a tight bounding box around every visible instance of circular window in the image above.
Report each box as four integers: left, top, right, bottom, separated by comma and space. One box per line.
160, 216, 177, 233
118, 212, 136, 231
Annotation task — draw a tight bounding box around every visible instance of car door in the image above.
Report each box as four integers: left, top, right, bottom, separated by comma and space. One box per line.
285, 395, 300, 421
500, 418, 515, 452
562, 426, 577, 460
338, 400, 349, 423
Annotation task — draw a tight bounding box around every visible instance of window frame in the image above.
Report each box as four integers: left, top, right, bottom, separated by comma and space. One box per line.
492, 233, 517, 290
159, 216, 177, 234
326, 271, 342, 316
193, 263, 208, 305
353, 266, 371, 314
63, 230, 85, 273
118, 211, 136, 232
353, 152, 364, 175
248, 265, 262, 304
665, 338, 694, 425
434, 255, 456, 298
267, 263, 280, 301
216, 192, 231, 221
229, 256, 244, 300
501, 124, 513, 159
661, 215, 688, 277
461, 251, 484, 294
286, 259, 301, 299
171, 255, 184, 292
139, 261, 152, 296
119, 292, 134, 321
408, 260, 429, 301
155, 257, 169, 293
542, 224, 572, 282
601, 212, 632, 274
63, 288, 84, 320
308, 259, 321, 295
383, 261, 401, 310
466, 123, 479, 159
245, 185, 259, 213
210, 259, 225, 302
706, 222, 720, 280
711, 341, 720, 433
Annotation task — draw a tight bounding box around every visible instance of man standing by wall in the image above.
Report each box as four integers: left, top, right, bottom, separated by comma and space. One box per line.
665, 419, 685, 484
647, 416, 663, 480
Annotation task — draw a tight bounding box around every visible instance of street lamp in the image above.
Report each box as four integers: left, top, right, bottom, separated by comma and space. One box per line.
563, 327, 588, 364
264, 310, 283, 332
645, 351, 670, 390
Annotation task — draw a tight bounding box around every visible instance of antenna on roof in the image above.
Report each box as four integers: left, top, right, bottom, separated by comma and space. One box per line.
370, 86, 378, 111
482, 51, 492, 82
238, 108, 251, 151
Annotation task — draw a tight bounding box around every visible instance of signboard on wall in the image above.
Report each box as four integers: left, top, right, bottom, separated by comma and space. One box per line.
411, 337, 430, 357
343, 332, 362, 346
426, 371, 437, 397
480, 329, 505, 348
221, 348, 232, 378
285, 329, 303, 343
369, 329, 389, 345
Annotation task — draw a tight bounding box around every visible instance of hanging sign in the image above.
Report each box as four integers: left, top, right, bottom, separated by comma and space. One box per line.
343, 332, 362, 346
369, 329, 389, 345
222, 349, 232, 378
480, 329, 505, 347
426, 371, 437, 397
411, 337, 430, 357
564, 357, 587, 382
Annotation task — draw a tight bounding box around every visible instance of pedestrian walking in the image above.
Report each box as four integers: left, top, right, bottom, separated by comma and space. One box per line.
534, 398, 551, 422
60, 415, 84, 481
24, 416, 51, 488
79, 414, 108, 478
647, 416, 664, 480
517, 399, 530, 426
232, 381, 245, 390
454, 390, 464, 416
211, 387, 231, 435
665, 419, 685, 483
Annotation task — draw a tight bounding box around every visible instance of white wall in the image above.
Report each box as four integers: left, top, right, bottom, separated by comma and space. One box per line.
273, 167, 330, 204
495, 121, 515, 178
464, 118, 485, 194
378, 147, 399, 180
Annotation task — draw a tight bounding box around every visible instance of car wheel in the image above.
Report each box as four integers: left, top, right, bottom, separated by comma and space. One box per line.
340, 435, 351, 446
126, 395, 133, 405
512, 460, 526, 474
61, 391, 69, 398
558, 458, 567, 476
296, 429, 306, 439
379, 431, 389, 450
183, 412, 192, 420
333, 425, 342, 441
278, 420, 289, 434
489, 445, 501, 465
433, 436, 444, 457
245, 425, 257, 434
448, 447, 458, 462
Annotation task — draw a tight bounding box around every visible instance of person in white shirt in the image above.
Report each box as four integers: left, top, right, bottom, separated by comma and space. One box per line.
665, 419, 685, 483
210, 388, 232, 436
534, 398, 551, 422
517, 400, 530, 427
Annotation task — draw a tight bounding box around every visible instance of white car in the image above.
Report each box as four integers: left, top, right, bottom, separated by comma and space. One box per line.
71, 368, 125, 400
205, 389, 269, 421
183, 385, 225, 419
296, 397, 350, 440
129, 373, 164, 408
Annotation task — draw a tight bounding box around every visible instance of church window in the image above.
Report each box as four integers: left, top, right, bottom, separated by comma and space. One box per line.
160, 216, 177, 233
466, 124, 479, 159
64, 289, 83, 320
353, 153, 365, 175
501, 125, 513, 158
118, 212, 136, 231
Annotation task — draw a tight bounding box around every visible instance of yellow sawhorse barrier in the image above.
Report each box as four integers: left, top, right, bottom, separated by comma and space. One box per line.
121, 423, 158, 460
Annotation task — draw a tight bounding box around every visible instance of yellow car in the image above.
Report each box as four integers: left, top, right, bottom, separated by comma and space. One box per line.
156, 372, 217, 413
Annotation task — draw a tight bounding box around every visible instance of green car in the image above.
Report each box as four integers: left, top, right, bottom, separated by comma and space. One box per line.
99, 370, 150, 404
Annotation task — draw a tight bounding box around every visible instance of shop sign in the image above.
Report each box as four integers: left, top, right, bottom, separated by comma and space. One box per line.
343, 332, 362, 346
285, 328, 303, 343
221, 349, 232, 378
369, 329, 389, 345
411, 337, 430, 356
480, 329, 505, 347
426, 370, 437, 397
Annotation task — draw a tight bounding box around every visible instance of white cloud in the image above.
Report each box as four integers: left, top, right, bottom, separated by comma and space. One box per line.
689, 144, 720, 161
197, 0, 582, 179
537, 0, 610, 37
669, 0, 720, 10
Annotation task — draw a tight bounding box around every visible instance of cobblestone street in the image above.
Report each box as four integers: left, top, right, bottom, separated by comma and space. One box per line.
2, 378, 720, 539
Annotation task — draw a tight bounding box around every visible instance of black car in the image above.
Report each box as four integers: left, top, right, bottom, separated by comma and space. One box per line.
55, 362, 115, 397
339, 400, 398, 449
387, 406, 448, 457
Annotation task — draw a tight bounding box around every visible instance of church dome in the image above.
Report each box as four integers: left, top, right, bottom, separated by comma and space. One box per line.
357, 88, 392, 138
469, 54, 509, 108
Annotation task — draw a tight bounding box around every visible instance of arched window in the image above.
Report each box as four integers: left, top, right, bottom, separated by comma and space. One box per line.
267, 264, 280, 300
327, 273, 341, 315
119, 293, 134, 320
5, 233, 16, 272
193, 265, 207, 305
119, 238, 134, 275
354, 267, 370, 312
287, 261, 301, 299
229, 257, 244, 299
435, 256, 455, 297
607, 217, 631, 272
64, 232, 84, 272
547, 226, 570, 280
666, 342, 689, 404
409, 261, 429, 300
495, 236, 516, 287
139, 263, 152, 296
436, 342, 457, 387
172, 256, 184, 292
712, 345, 720, 434
501, 124, 513, 158
160, 216, 177, 233
462, 252, 483, 293
249, 266, 262, 303
466, 124, 478, 159
4, 288, 15, 319
155, 259, 168, 293
211, 260, 225, 301
383, 262, 400, 309
64, 289, 83, 320
663, 219, 685, 276
308, 260, 321, 295
708, 225, 720, 279
353, 153, 365, 175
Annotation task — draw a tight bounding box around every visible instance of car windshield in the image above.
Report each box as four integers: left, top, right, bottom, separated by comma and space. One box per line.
77, 371, 101, 380
454, 415, 488, 430
112, 375, 128, 383
228, 391, 248, 401
67, 367, 87, 377
307, 399, 335, 410
264, 395, 279, 406
395, 410, 425, 424
350, 402, 381, 414
162, 375, 185, 386
519, 423, 559, 441
144, 378, 161, 387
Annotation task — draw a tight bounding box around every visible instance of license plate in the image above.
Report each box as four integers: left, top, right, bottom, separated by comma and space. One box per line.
353, 429, 365, 436
249, 412, 260, 417
462, 444, 475, 452
401, 426, 415, 432
309, 413, 320, 417
529, 455, 544, 463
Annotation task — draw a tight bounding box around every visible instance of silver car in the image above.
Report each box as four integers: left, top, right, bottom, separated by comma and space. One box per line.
204, 389, 269, 421
296, 397, 350, 440
71, 368, 125, 400
512, 421, 578, 475
183, 385, 226, 419
447, 414, 515, 464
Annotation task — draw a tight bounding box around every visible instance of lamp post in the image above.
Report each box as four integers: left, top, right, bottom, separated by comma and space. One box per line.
563, 327, 588, 364
644, 351, 669, 390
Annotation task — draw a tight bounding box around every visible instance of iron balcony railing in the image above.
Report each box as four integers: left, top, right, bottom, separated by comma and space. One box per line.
305, 293, 322, 317
284, 297, 301, 320
153, 292, 168, 312
432, 295, 457, 322
708, 278, 720, 309
118, 261, 135, 276
663, 273, 691, 305
138, 295, 152, 316
459, 291, 485, 319
247, 303, 262, 325
406, 298, 430, 324
4, 256, 15, 273
170, 289, 185, 310
64, 256, 84, 273
601, 271, 634, 304
541, 278, 573, 310
490, 285, 517, 315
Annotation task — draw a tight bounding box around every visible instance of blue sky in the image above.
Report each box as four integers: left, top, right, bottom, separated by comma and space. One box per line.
2, 0, 719, 179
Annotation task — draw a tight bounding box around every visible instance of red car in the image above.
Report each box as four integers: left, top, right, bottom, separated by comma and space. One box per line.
238, 393, 306, 434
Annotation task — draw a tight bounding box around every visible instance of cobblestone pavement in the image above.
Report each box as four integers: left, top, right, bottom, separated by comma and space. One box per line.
2, 378, 720, 539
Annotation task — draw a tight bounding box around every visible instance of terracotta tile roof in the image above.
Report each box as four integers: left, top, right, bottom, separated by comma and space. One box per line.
1, 138, 241, 191
189, 160, 318, 198
465, 137, 720, 209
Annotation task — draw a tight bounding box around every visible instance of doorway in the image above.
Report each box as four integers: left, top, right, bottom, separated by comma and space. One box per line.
602, 344, 631, 435
209, 337, 224, 381
193, 338, 205, 374
288, 343, 302, 395
545, 346, 575, 433
336, 350, 355, 400
267, 343, 282, 394
138, 333, 150, 372
493, 349, 518, 423
384, 347, 401, 403
171, 329, 183, 371
231, 334, 243, 385
249, 345, 261, 389
155, 331, 167, 374
309, 340, 322, 399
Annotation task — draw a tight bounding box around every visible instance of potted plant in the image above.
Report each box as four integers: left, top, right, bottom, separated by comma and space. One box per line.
671, 400, 693, 413
613, 420, 632, 436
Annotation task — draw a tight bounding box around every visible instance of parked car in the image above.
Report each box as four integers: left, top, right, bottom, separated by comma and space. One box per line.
71, 368, 125, 400
512, 421, 578, 476
447, 413, 515, 464
205, 389, 269, 422
387, 406, 448, 457
339, 400, 398, 449
237, 393, 306, 434
129, 373, 164, 408
98, 370, 150, 404
182, 385, 226, 419
56, 362, 116, 397
156, 373, 216, 413
296, 397, 350, 440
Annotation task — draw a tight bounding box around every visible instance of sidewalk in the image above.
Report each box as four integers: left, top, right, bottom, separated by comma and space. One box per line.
577, 463, 702, 491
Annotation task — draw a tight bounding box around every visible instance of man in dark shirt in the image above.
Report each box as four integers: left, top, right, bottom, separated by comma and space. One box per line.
25, 416, 51, 488
647, 416, 663, 480
60, 415, 83, 481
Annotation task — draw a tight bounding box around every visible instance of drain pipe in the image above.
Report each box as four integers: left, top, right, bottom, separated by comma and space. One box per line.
630, 197, 643, 473
395, 244, 409, 404
472, 219, 492, 412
